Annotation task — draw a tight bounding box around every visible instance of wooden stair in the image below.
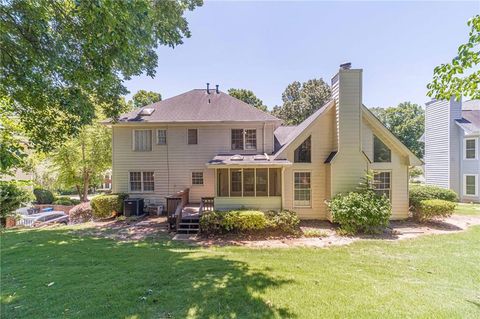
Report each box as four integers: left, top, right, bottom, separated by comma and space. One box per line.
176, 216, 200, 235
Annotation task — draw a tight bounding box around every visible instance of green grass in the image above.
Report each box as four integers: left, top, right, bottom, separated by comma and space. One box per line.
455, 202, 480, 216
2, 225, 480, 319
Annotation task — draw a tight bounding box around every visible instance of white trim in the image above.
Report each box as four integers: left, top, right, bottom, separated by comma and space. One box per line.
128, 171, 155, 193
293, 170, 312, 208
463, 138, 478, 160
463, 174, 478, 197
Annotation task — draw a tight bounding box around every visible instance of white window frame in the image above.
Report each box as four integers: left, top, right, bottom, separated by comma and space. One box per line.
132, 129, 152, 152
463, 138, 478, 160
230, 128, 257, 151
463, 174, 478, 197
191, 171, 204, 186
372, 170, 392, 200
293, 171, 312, 208
128, 171, 155, 193
157, 129, 167, 145
187, 128, 198, 145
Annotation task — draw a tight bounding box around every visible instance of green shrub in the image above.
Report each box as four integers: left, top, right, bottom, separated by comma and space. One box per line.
0, 181, 32, 220
199, 211, 225, 235
327, 190, 391, 235
415, 199, 457, 222
265, 210, 300, 233
69, 202, 93, 224
53, 196, 81, 206
90, 193, 128, 219
222, 210, 268, 232
409, 184, 458, 208
33, 188, 55, 204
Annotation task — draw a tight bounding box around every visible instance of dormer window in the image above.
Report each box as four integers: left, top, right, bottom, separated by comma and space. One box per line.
231, 129, 257, 150
294, 136, 311, 163
374, 135, 391, 162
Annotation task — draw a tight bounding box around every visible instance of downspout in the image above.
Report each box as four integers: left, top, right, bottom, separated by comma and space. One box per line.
263, 122, 266, 153
281, 167, 285, 210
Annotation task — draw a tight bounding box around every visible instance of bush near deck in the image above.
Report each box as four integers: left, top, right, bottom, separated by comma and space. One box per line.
200, 210, 299, 235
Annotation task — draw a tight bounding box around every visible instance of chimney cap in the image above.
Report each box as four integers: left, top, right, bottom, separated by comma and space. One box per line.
340, 62, 352, 70
215, 84, 219, 94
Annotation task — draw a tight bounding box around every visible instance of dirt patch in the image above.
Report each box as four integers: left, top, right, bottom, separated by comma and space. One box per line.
195, 215, 480, 248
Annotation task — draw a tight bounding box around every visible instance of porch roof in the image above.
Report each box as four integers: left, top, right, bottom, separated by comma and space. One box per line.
207, 154, 292, 167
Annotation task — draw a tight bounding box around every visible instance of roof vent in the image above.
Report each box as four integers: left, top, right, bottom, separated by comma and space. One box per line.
230, 154, 244, 161
216, 84, 219, 94
139, 108, 155, 116
254, 154, 266, 161
340, 62, 352, 70
206, 83, 210, 94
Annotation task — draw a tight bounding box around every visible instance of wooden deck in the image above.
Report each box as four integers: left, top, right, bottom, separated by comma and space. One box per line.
182, 203, 201, 219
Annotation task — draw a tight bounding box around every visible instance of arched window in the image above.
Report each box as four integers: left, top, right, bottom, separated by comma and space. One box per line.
294, 136, 311, 163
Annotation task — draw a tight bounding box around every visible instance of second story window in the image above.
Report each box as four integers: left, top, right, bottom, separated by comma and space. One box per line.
294, 136, 311, 163
157, 129, 167, 145
464, 138, 477, 159
231, 129, 257, 150
374, 135, 391, 162
133, 130, 152, 152
188, 129, 198, 145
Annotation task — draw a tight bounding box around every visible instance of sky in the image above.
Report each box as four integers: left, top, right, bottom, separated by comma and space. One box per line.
124, 1, 479, 109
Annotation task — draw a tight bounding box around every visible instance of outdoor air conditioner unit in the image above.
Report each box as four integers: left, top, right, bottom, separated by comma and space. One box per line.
124, 198, 145, 217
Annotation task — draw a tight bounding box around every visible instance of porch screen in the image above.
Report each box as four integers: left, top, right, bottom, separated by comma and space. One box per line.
217, 168, 282, 197
217, 169, 229, 197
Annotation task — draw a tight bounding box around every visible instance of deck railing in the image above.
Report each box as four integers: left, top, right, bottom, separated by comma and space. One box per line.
165, 188, 189, 230
199, 197, 215, 214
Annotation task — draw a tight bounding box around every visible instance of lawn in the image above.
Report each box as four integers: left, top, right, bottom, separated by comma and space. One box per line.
455, 202, 480, 216
1, 225, 480, 319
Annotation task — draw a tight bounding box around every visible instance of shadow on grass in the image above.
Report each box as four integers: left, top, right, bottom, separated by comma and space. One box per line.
1, 227, 295, 319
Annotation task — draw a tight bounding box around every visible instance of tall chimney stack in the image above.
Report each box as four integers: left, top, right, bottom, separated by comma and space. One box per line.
216, 84, 219, 94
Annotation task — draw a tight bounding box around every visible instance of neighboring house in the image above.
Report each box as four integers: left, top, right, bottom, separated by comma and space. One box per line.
108, 64, 421, 219
424, 98, 480, 203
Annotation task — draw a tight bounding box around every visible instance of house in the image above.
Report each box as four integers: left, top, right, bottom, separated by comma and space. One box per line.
424, 98, 480, 202
109, 64, 421, 220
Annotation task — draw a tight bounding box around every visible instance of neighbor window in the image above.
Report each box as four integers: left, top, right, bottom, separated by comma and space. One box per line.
133, 130, 152, 151
464, 175, 478, 196
231, 129, 257, 150
372, 171, 391, 199
188, 129, 198, 145
294, 136, 311, 163
129, 171, 154, 192
294, 172, 311, 207
374, 135, 391, 162
191, 172, 204, 185
157, 129, 167, 145
216, 168, 282, 197
464, 138, 477, 159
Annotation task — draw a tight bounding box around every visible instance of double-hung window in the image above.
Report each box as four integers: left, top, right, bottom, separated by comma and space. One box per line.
188, 129, 198, 145
129, 172, 154, 192
372, 171, 391, 199
464, 175, 478, 196
231, 129, 257, 150
191, 172, 204, 185
133, 130, 152, 151
464, 138, 477, 159
157, 129, 167, 145
294, 172, 311, 207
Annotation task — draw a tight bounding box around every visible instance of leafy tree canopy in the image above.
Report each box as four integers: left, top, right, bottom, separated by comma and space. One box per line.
370, 102, 425, 159
1, 0, 202, 153
272, 79, 331, 125
131, 90, 162, 108
228, 88, 268, 112
427, 15, 480, 100
51, 122, 111, 202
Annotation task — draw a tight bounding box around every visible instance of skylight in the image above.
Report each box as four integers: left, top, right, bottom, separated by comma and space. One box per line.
139, 108, 155, 116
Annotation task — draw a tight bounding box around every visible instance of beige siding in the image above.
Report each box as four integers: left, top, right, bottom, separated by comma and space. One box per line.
112, 123, 275, 204
282, 107, 336, 219
215, 197, 281, 210
362, 120, 410, 219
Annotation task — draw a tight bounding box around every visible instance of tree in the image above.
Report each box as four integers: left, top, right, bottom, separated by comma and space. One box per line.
427, 15, 480, 100
131, 90, 162, 108
0, 181, 31, 222
51, 123, 111, 202
228, 88, 268, 112
1, 0, 202, 153
0, 97, 27, 175
272, 79, 331, 125
370, 102, 425, 159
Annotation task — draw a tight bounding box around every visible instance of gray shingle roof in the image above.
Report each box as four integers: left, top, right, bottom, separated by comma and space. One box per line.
115, 89, 280, 123
456, 110, 480, 134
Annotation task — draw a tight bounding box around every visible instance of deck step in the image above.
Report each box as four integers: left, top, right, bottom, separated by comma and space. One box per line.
177, 228, 199, 234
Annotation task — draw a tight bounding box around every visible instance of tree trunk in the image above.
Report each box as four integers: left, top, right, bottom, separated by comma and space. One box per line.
80, 138, 89, 202
75, 185, 84, 202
